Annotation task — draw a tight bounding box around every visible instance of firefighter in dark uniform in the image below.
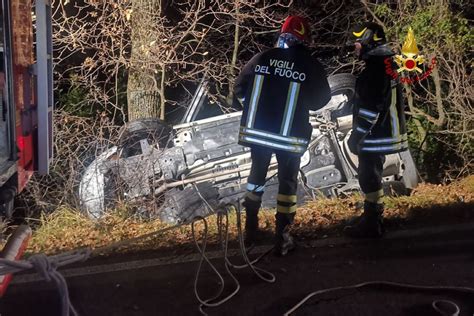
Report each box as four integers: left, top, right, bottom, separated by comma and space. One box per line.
234, 16, 331, 256
344, 22, 408, 238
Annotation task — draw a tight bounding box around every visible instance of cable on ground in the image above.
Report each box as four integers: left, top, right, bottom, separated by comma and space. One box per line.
228, 202, 275, 282
192, 214, 239, 315
1, 181, 274, 316
284, 280, 474, 316
192, 184, 275, 315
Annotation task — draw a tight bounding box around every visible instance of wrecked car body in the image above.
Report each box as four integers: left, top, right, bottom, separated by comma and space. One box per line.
79, 74, 419, 223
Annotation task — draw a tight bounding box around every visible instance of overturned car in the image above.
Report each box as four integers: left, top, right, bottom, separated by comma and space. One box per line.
79, 74, 419, 223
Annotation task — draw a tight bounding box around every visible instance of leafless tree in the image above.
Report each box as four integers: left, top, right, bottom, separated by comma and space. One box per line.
23, 0, 470, 215
53, 0, 297, 122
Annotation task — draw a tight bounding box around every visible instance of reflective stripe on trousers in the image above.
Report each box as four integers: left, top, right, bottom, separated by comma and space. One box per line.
246, 147, 301, 213
277, 193, 297, 213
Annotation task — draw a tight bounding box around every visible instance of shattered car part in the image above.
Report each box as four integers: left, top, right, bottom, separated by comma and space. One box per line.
79, 74, 419, 223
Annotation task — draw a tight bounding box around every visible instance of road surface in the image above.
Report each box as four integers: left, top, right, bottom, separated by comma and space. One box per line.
1, 223, 474, 316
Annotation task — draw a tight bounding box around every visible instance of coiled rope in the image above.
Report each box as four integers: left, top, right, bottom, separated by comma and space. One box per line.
0, 219, 197, 316
0, 248, 91, 316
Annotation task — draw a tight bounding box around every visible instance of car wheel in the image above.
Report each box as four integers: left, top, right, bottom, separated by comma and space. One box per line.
0, 174, 17, 219
327, 73, 356, 118
113, 119, 173, 218
328, 73, 356, 96
0, 186, 16, 218
118, 118, 173, 158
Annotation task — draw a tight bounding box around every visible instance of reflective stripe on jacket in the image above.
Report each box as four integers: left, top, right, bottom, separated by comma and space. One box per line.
353, 57, 408, 155
234, 45, 331, 154
239, 127, 308, 154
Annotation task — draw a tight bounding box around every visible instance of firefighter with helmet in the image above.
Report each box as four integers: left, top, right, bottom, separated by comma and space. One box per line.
234, 16, 331, 256
344, 22, 409, 238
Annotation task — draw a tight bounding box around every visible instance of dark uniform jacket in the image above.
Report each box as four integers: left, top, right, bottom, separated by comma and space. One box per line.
352, 56, 408, 154
235, 45, 331, 155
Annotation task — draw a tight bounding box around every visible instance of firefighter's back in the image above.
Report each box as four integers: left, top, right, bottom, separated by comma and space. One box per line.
238, 45, 330, 153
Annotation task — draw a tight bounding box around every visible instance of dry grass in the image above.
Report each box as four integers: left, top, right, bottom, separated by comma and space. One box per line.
292, 176, 474, 237
3, 176, 473, 257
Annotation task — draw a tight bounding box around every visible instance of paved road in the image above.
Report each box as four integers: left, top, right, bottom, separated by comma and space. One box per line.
1, 224, 474, 316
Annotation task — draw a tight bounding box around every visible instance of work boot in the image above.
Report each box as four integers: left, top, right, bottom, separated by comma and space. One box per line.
274, 212, 296, 256
242, 198, 260, 248
244, 208, 259, 248
344, 201, 385, 238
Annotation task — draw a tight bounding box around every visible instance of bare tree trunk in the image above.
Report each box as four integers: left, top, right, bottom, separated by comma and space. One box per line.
404, 83, 428, 151
431, 65, 446, 127
127, 0, 163, 121
226, 0, 240, 106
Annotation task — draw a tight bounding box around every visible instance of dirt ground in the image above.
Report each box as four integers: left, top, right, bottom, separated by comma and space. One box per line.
1, 221, 474, 316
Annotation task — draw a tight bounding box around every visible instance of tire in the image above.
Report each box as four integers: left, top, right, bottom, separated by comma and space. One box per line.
0, 176, 17, 218
114, 119, 172, 216
0, 188, 15, 218
328, 73, 356, 98
118, 118, 173, 158
327, 73, 356, 118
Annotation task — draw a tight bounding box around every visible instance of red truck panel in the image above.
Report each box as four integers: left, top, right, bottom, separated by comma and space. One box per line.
11, 0, 35, 192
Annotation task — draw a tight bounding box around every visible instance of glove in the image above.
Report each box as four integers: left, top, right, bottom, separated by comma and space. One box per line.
348, 130, 364, 155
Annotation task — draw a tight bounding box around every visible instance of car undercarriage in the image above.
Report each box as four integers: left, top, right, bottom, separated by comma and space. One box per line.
79, 74, 419, 223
